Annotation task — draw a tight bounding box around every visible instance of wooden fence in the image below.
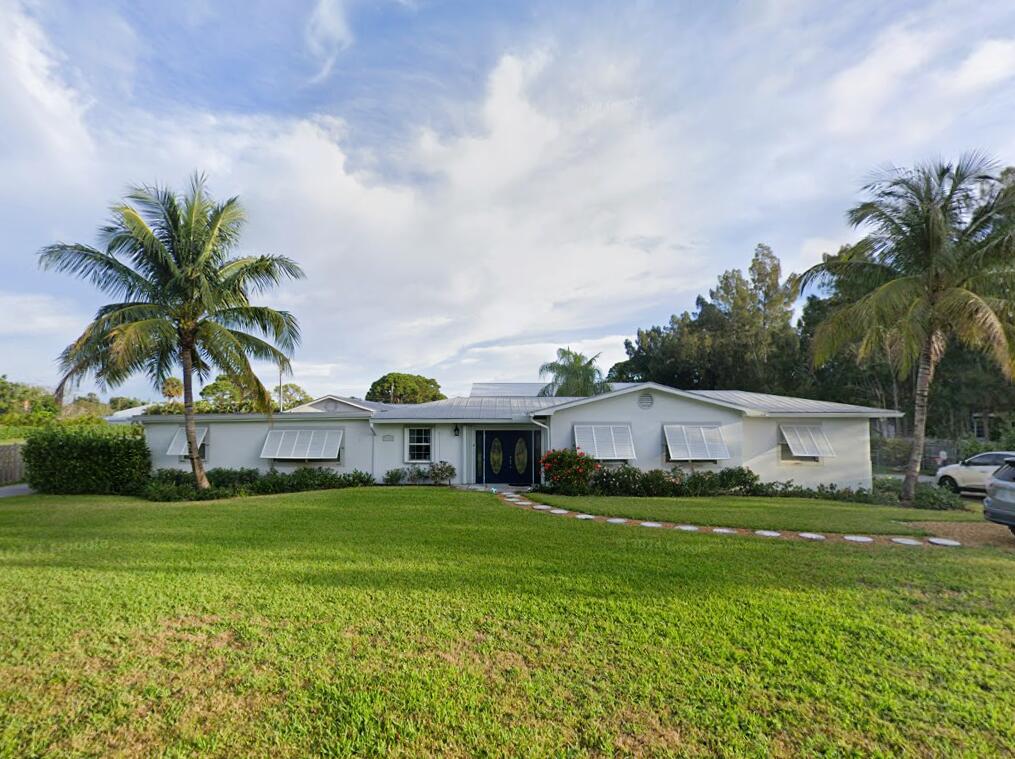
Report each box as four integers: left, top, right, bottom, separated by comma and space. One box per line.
0, 444, 24, 485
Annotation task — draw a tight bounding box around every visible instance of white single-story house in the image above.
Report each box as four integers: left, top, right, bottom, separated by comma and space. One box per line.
139, 381, 902, 489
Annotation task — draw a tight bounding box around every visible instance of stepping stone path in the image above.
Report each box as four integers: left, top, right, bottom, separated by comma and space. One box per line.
502, 496, 964, 548
891, 537, 923, 546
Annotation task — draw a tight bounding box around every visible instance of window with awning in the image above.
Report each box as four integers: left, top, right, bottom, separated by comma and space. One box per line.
779, 425, 835, 458
166, 427, 208, 456
260, 429, 343, 460
664, 424, 730, 461
573, 424, 636, 460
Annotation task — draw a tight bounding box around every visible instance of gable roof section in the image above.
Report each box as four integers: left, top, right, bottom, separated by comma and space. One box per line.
285, 395, 392, 414
527, 382, 902, 418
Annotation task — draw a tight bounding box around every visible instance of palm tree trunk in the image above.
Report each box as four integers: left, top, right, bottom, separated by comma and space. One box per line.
181, 345, 210, 490
902, 341, 936, 505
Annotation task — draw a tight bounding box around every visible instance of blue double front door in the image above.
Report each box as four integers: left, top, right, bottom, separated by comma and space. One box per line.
476, 430, 540, 485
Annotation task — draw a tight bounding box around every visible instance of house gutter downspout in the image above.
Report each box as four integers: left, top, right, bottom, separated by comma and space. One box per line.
530, 415, 550, 486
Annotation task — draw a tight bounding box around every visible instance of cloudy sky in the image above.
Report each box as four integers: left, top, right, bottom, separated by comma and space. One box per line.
3, 0, 1015, 400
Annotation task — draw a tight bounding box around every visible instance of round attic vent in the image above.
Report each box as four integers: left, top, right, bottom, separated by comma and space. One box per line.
637, 392, 654, 409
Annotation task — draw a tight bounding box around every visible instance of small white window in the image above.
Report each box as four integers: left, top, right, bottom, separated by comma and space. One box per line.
779, 425, 835, 462
573, 425, 636, 460
166, 427, 208, 459
664, 424, 730, 462
260, 429, 342, 460
405, 427, 433, 462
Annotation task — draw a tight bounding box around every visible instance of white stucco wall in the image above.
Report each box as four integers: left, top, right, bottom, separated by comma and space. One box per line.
144, 416, 374, 474
544, 388, 874, 489
545, 388, 744, 471
371, 423, 469, 483
741, 416, 872, 489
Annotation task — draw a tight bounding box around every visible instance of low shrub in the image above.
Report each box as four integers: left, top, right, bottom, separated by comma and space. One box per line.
406, 465, 429, 485
540, 448, 598, 495
428, 461, 456, 486
383, 467, 406, 485
591, 464, 643, 496
536, 453, 964, 510
23, 425, 150, 495
143, 466, 376, 501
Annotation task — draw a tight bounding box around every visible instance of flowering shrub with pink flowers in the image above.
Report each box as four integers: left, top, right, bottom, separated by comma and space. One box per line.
539, 448, 599, 495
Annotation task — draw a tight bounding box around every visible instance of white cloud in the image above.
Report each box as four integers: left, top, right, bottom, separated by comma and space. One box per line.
0, 293, 84, 336
305, 0, 353, 82
944, 38, 1015, 93
826, 25, 944, 136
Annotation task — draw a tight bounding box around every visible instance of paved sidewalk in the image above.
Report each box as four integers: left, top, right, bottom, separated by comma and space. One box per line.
0, 484, 32, 498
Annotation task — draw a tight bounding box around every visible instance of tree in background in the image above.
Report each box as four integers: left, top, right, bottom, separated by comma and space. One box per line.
200, 374, 247, 406
609, 244, 799, 393
539, 348, 610, 396
161, 377, 183, 401
109, 396, 145, 412
279, 383, 312, 410
0, 375, 59, 418
40, 174, 303, 489
797, 154, 1015, 503
365, 373, 446, 404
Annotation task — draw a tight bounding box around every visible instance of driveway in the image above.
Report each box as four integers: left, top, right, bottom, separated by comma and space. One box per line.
0, 484, 32, 498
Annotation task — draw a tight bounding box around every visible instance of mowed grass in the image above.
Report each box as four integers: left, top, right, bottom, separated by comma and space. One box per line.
529, 493, 985, 535
0, 488, 1013, 757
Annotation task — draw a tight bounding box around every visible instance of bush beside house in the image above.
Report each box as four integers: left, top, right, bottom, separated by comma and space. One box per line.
535, 450, 964, 510
23, 425, 150, 495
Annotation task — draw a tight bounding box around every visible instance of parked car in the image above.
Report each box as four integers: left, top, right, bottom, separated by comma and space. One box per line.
935, 451, 1015, 493
984, 458, 1015, 536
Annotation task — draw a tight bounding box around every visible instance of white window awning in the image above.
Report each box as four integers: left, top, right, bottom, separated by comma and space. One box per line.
260, 429, 343, 460
779, 425, 835, 457
664, 424, 730, 461
574, 424, 636, 460
166, 426, 208, 456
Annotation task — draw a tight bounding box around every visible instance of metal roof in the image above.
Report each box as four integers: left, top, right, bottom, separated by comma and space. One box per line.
682, 389, 900, 417
469, 381, 637, 397
373, 395, 582, 422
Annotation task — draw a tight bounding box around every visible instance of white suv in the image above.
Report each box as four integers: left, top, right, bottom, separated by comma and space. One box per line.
936, 451, 1015, 493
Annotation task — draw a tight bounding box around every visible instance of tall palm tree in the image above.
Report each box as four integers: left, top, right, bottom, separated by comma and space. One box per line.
41, 174, 303, 489
538, 348, 611, 396
797, 153, 1015, 504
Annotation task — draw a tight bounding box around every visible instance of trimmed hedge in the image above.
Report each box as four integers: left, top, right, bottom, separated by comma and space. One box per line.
534, 453, 964, 510
23, 425, 150, 495
143, 466, 375, 501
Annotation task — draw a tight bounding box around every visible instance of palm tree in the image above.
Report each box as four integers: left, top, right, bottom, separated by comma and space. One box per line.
797, 153, 1015, 504
41, 174, 304, 489
538, 348, 611, 396
161, 377, 183, 401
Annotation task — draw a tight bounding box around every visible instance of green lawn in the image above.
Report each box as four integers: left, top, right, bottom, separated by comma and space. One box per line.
1, 488, 1013, 757
529, 493, 985, 535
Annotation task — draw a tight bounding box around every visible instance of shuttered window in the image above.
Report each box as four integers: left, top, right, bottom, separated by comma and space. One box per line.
664, 425, 730, 461
779, 425, 835, 458
573, 425, 636, 460
260, 429, 343, 460
166, 427, 208, 456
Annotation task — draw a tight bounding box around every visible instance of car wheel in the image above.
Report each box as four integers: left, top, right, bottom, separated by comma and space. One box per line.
938, 476, 960, 493
1009, 526, 1015, 537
